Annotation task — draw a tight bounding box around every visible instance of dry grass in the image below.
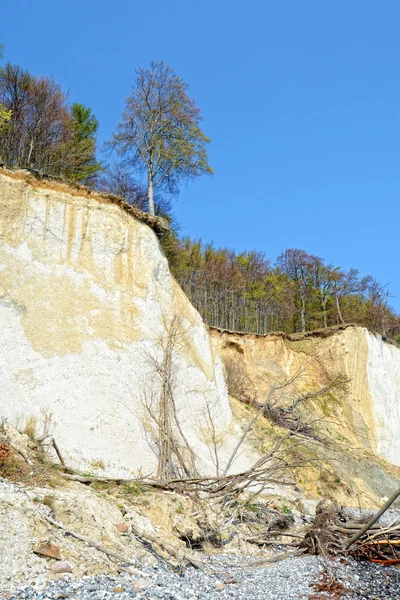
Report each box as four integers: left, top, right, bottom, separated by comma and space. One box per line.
0, 443, 11, 464
23, 415, 38, 441
0, 445, 64, 487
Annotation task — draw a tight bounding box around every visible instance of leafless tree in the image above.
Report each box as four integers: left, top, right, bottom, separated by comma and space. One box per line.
141, 315, 199, 481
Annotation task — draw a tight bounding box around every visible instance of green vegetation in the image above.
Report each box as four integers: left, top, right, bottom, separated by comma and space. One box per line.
280, 504, 293, 515
0, 103, 11, 132
163, 236, 399, 339
105, 61, 212, 215
121, 482, 143, 497
0, 63, 101, 183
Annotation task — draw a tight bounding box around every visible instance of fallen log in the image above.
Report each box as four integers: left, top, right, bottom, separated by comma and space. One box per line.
130, 527, 206, 572
343, 485, 400, 550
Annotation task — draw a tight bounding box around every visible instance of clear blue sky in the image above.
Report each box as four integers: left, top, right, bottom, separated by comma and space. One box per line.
3, 1, 400, 309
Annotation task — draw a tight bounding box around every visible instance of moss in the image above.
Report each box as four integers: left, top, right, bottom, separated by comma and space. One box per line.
244, 502, 259, 513
42, 494, 56, 512
121, 482, 143, 497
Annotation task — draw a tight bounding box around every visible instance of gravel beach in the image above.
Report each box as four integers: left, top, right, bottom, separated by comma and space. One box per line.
4, 555, 400, 600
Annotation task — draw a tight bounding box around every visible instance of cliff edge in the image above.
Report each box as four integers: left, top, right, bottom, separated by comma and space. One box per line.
0, 169, 231, 477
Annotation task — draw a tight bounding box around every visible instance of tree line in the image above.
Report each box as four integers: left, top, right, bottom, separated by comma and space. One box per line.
164, 238, 400, 340
0, 52, 398, 341
0, 57, 211, 213
0, 62, 102, 183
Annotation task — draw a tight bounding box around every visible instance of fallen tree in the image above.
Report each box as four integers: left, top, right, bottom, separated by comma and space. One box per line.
301, 491, 400, 565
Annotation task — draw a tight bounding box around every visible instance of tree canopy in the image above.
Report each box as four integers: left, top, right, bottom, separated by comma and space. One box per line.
0, 63, 101, 184
107, 61, 212, 215
164, 236, 399, 341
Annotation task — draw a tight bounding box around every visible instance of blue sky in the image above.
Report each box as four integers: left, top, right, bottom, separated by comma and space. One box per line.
3, 1, 400, 309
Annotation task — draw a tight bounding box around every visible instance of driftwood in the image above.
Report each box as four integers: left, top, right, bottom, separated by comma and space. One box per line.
130, 527, 206, 572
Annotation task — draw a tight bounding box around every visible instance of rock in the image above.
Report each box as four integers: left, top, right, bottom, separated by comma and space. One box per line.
113, 586, 124, 593
132, 578, 152, 591
101, 535, 112, 544
49, 561, 72, 574
33, 542, 62, 560
215, 582, 226, 591
3, 424, 32, 465
0, 170, 230, 480
114, 523, 129, 533
124, 566, 148, 576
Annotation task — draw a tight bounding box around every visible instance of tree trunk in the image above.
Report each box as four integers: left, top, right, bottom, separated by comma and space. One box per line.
300, 295, 306, 333
147, 167, 155, 216
335, 293, 345, 325
322, 301, 328, 328
343, 484, 400, 549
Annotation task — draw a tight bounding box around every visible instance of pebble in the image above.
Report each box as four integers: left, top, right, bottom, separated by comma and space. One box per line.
49, 563, 72, 575
4, 555, 400, 599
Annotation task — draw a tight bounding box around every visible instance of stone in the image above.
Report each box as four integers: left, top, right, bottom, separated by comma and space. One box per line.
49, 560, 72, 574
132, 578, 152, 591
33, 542, 62, 560
114, 523, 129, 533
101, 535, 113, 544
215, 582, 226, 591
124, 566, 147, 576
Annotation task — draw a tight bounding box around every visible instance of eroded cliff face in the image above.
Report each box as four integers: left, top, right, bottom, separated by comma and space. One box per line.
0, 170, 231, 477
210, 326, 400, 469
2, 168, 400, 503
367, 332, 400, 466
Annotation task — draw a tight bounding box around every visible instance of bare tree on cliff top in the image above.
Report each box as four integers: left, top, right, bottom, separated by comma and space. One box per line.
106, 61, 213, 216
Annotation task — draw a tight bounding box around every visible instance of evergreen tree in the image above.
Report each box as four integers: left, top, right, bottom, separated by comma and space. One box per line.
0, 63, 101, 183
64, 103, 102, 184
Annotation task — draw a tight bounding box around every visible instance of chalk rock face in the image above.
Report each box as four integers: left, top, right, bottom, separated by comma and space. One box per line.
366, 332, 400, 466
0, 171, 231, 476
211, 326, 400, 467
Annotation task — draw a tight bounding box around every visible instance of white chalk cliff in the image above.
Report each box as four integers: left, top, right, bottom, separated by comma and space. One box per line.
367, 332, 400, 466
1, 169, 400, 484
0, 170, 231, 477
